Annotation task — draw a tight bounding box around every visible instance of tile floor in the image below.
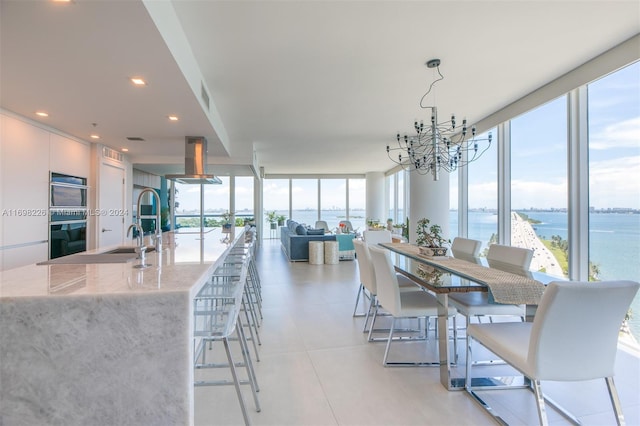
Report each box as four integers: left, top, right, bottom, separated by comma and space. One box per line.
194, 239, 640, 426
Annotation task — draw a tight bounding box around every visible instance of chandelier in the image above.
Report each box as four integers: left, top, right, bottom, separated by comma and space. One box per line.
386, 59, 492, 181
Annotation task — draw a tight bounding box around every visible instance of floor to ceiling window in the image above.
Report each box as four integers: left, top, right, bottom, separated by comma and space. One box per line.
588, 61, 640, 339
449, 163, 459, 240
235, 176, 255, 224
204, 176, 230, 227
320, 179, 346, 231
386, 170, 406, 229
510, 98, 568, 276
348, 178, 366, 232
466, 128, 497, 255
263, 179, 289, 238
291, 179, 318, 225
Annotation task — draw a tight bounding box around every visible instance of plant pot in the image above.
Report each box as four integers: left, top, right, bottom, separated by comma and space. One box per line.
418, 246, 448, 257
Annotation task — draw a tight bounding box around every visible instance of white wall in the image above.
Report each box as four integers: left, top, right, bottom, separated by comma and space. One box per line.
0, 112, 91, 270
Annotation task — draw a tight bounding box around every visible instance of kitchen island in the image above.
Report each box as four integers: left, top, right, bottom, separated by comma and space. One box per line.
0, 228, 244, 426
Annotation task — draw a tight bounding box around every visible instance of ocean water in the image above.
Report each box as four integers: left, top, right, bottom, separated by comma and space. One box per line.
273, 209, 640, 342
458, 210, 640, 342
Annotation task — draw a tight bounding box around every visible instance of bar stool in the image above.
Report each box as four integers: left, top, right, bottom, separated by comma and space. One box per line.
193, 264, 260, 425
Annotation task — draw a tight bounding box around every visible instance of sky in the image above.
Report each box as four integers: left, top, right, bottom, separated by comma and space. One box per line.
462, 61, 640, 211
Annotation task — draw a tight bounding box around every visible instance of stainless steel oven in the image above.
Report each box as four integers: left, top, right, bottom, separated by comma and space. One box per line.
49, 172, 87, 259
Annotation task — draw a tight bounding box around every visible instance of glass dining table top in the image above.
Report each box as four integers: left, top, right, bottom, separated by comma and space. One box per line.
380, 242, 560, 295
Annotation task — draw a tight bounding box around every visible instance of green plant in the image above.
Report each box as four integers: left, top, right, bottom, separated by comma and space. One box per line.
415, 218, 449, 248
160, 207, 169, 229
276, 214, 286, 225
265, 210, 277, 223
221, 210, 235, 222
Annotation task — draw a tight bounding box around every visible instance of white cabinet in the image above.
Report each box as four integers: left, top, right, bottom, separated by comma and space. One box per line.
50, 133, 90, 178
0, 115, 50, 248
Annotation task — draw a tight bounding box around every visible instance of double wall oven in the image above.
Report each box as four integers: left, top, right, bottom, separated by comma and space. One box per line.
49, 172, 87, 259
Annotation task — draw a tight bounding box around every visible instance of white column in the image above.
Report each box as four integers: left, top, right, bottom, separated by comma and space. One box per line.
365, 172, 385, 224
567, 87, 589, 281
408, 171, 450, 244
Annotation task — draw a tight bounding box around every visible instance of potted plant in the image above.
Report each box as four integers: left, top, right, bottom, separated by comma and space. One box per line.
221, 210, 234, 232
276, 214, 286, 227
415, 218, 449, 257
265, 210, 277, 230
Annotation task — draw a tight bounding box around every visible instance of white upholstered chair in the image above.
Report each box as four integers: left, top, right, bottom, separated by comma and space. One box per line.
486, 243, 533, 272
368, 245, 457, 366
450, 237, 482, 259
352, 239, 416, 332
314, 220, 330, 234
449, 244, 533, 327
466, 280, 639, 426
363, 230, 392, 245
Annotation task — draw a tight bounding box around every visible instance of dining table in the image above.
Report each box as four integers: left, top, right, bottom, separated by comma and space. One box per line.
379, 242, 560, 391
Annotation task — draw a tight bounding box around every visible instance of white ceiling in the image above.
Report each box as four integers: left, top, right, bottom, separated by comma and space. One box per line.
2, 0, 639, 177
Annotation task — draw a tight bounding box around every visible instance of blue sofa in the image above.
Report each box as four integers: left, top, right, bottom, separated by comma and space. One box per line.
281, 220, 336, 261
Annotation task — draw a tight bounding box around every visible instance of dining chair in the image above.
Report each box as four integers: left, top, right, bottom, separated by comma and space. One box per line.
486, 243, 534, 272
368, 245, 457, 366
339, 220, 354, 233
466, 280, 639, 426
449, 244, 533, 329
314, 220, 331, 234
450, 237, 482, 259
363, 230, 392, 245
352, 239, 417, 332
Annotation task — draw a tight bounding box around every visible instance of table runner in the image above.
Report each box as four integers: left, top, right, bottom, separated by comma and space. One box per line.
383, 243, 545, 305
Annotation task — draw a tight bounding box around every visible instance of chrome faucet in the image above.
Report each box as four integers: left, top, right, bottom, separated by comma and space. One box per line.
136, 188, 163, 253
126, 223, 143, 247
126, 223, 146, 265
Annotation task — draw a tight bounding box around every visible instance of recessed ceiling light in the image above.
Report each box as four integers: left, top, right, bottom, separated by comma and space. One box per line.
168, 115, 179, 121
35, 111, 49, 117
90, 134, 100, 140
130, 77, 146, 86
121, 148, 129, 152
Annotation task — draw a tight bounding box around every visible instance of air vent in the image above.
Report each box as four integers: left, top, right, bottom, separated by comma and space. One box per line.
126, 137, 145, 141
102, 146, 123, 162
201, 81, 210, 111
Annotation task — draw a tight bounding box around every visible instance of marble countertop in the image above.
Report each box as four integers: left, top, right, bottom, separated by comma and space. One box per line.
0, 227, 243, 299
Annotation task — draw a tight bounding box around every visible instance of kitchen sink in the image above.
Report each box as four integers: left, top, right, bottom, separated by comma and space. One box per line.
37, 246, 155, 265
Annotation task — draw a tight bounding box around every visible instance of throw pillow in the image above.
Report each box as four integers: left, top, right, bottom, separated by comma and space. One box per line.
306, 228, 324, 235
295, 224, 308, 235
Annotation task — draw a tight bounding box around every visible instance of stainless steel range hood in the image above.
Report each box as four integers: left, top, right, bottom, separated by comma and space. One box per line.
165, 136, 222, 184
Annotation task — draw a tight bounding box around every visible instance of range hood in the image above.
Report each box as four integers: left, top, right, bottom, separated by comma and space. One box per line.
165, 136, 222, 185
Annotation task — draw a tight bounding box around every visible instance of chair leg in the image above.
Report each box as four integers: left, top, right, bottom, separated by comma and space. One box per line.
223, 337, 252, 426
363, 294, 376, 333
382, 317, 396, 366
352, 284, 365, 317
367, 300, 379, 341
605, 377, 625, 426
532, 379, 550, 426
